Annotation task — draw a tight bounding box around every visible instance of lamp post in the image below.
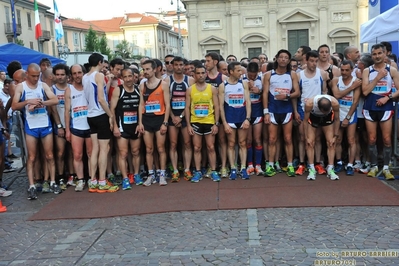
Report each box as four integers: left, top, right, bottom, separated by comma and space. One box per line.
57, 43, 70, 60
171, 0, 182, 56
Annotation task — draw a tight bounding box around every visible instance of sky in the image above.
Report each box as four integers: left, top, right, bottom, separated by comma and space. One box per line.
39, 0, 184, 20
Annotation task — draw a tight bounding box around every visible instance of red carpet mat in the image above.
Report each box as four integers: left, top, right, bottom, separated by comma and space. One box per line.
28, 173, 399, 220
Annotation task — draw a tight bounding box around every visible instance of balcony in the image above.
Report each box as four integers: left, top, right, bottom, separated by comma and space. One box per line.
39, 30, 51, 42
4, 23, 21, 36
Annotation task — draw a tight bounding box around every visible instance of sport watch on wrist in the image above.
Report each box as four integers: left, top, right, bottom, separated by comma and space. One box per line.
162, 121, 169, 126
57, 124, 63, 129
246, 117, 251, 122
179, 114, 184, 119
346, 115, 351, 120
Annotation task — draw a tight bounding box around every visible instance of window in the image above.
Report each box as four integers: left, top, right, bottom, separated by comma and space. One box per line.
27, 13, 32, 29
132, 34, 137, 45
16, 9, 21, 25
145, 33, 150, 45
4, 6, 10, 24
335, 42, 350, 54
206, 49, 220, 54
287, 29, 309, 57
50, 20, 54, 36
30, 42, 34, 49
64, 30, 68, 44
248, 47, 262, 59
144, 48, 151, 57
73, 32, 79, 46
113, 39, 120, 48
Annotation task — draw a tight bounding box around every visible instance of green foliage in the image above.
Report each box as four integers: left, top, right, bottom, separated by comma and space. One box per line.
115, 40, 132, 59
85, 26, 98, 52
15, 38, 24, 46
97, 35, 112, 59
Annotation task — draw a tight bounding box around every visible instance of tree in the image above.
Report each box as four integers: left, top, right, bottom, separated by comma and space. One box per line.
85, 26, 98, 52
15, 39, 24, 46
97, 35, 112, 59
115, 40, 132, 59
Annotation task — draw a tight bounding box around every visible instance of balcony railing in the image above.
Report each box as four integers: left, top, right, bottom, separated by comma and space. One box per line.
4, 23, 22, 36
39, 30, 51, 42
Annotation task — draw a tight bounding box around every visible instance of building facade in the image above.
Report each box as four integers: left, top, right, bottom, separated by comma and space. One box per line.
182, 0, 368, 60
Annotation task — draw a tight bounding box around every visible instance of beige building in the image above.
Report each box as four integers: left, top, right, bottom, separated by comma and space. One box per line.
182, 0, 368, 60
89, 13, 187, 59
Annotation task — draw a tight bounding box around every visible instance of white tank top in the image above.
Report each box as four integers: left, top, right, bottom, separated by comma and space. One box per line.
299, 68, 323, 111
70, 85, 89, 130
337, 76, 356, 121
83, 71, 106, 118
22, 81, 50, 129
52, 85, 67, 126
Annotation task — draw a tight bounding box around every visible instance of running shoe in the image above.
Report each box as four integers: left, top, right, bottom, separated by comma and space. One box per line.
35, 182, 42, 192
107, 173, 116, 185
367, 166, 378, 177
51, 183, 62, 194
97, 183, 119, 193
191, 171, 203, 183
327, 169, 339, 180
274, 162, 282, 173
59, 179, 67, 191
255, 165, 264, 176
159, 173, 167, 186
171, 171, 180, 182
360, 163, 371, 174
134, 174, 143, 185
383, 169, 395, 180
241, 169, 250, 180
204, 167, 212, 178
295, 164, 306, 175
293, 158, 300, 168
307, 168, 316, 181
220, 167, 229, 178
153, 172, 160, 184
75, 179, 85, 192
143, 175, 154, 187
0, 188, 12, 197
286, 165, 295, 177
211, 171, 221, 182
353, 161, 362, 172
334, 163, 344, 173
264, 165, 276, 177
246, 165, 255, 176
346, 166, 355, 176
315, 164, 327, 175
88, 180, 98, 193
67, 175, 76, 186
27, 187, 37, 200
229, 169, 238, 180
184, 170, 193, 181
42, 181, 50, 193
122, 177, 132, 190
128, 173, 134, 184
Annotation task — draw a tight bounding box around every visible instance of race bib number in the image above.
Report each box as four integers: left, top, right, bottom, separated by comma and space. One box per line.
73, 106, 88, 118
29, 107, 46, 115
194, 104, 209, 117
228, 94, 244, 107
145, 100, 161, 113
250, 93, 260, 102
171, 97, 186, 110
373, 80, 388, 93
57, 95, 65, 105
123, 111, 137, 124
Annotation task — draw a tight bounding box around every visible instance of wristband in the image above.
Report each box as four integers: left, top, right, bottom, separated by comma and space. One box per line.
263, 108, 269, 115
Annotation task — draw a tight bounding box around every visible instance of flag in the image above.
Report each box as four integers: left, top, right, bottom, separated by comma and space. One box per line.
34, 0, 42, 39
10, 0, 17, 39
53, 0, 64, 41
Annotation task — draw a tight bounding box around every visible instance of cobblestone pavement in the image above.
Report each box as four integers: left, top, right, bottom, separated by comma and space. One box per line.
1, 144, 399, 265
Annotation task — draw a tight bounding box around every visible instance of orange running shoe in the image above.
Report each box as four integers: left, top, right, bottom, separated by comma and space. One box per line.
128, 173, 134, 184
295, 164, 306, 175
315, 164, 326, 175
171, 171, 180, 182
184, 170, 193, 181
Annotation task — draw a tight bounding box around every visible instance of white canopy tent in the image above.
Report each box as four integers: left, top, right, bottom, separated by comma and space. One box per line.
360, 5, 399, 44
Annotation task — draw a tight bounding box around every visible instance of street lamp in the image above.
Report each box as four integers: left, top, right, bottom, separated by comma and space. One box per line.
171, 0, 182, 56
57, 43, 70, 60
